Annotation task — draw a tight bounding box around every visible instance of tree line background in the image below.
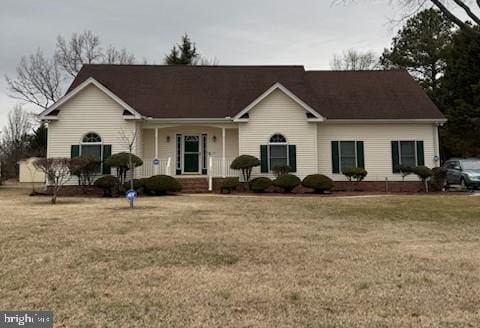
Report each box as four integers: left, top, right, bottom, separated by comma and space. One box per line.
1, 0, 480, 179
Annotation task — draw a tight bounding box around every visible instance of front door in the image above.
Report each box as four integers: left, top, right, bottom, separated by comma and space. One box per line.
183, 135, 200, 173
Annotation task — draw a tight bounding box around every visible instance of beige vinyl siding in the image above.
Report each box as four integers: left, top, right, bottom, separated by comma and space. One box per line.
239, 89, 317, 179
142, 126, 239, 163
47, 84, 136, 183
318, 124, 438, 181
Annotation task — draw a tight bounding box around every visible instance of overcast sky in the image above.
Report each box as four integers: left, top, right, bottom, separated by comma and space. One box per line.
0, 0, 402, 128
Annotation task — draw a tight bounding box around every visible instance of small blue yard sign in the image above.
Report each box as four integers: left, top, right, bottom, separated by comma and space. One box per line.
126, 189, 137, 201
153, 158, 160, 165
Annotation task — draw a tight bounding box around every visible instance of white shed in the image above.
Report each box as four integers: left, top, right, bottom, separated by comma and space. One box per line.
18, 158, 45, 183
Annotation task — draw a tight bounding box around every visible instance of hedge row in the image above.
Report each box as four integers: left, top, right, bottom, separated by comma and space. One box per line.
220, 174, 335, 194
94, 175, 182, 197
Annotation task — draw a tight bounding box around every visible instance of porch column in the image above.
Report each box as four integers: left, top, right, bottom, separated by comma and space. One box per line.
222, 127, 226, 178
154, 128, 159, 175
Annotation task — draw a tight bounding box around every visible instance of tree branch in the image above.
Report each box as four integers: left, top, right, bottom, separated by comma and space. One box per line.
430, 0, 475, 32
451, 0, 480, 25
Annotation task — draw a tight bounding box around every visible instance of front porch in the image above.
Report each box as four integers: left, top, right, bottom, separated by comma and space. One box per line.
135, 124, 240, 180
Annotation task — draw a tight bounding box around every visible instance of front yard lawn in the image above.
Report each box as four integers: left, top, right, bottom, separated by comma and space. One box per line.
1, 186, 479, 327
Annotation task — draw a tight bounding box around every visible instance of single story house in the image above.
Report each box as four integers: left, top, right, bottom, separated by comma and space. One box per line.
39, 64, 446, 190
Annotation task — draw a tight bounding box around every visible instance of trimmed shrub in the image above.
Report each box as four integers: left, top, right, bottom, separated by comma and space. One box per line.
94, 175, 120, 197
144, 175, 181, 195
431, 167, 448, 191
399, 165, 414, 181
123, 179, 145, 193
272, 165, 292, 177
72, 155, 101, 188
250, 177, 272, 193
342, 167, 368, 182
273, 174, 301, 193
105, 152, 143, 184
230, 155, 260, 183
413, 166, 433, 192
302, 174, 334, 193
220, 177, 240, 194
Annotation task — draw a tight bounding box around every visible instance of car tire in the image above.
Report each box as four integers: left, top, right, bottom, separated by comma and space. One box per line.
460, 178, 469, 190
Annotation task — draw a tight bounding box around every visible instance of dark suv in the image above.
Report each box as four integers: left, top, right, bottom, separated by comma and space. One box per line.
443, 158, 480, 189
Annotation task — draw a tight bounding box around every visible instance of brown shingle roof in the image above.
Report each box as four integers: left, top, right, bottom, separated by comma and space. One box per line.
68, 64, 445, 120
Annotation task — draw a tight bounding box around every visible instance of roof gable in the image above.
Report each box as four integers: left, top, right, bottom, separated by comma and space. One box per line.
232, 83, 325, 122
39, 77, 142, 120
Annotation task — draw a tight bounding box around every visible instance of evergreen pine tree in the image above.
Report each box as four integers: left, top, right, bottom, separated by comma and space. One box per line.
164, 34, 199, 65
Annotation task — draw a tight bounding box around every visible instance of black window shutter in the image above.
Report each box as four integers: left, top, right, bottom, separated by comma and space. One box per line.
356, 141, 365, 169
71, 145, 80, 158
202, 133, 207, 175
260, 145, 268, 173
331, 141, 340, 173
102, 145, 112, 174
416, 141, 425, 166
176, 134, 182, 175
391, 141, 400, 173
288, 145, 297, 172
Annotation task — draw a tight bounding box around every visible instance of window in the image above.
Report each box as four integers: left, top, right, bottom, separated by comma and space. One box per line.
399, 141, 416, 167
331, 141, 365, 173
391, 140, 424, 173
82, 133, 102, 143
260, 134, 296, 173
80, 132, 102, 172
269, 134, 288, 169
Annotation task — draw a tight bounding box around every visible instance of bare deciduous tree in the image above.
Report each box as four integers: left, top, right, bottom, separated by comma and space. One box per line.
119, 126, 139, 209
5, 30, 138, 111
5, 50, 63, 109
331, 49, 379, 70
336, 0, 480, 34
55, 30, 103, 77
0, 105, 33, 178
33, 158, 83, 204
104, 46, 136, 64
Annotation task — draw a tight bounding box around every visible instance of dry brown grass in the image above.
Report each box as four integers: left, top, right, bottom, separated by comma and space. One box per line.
1, 186, 480, 327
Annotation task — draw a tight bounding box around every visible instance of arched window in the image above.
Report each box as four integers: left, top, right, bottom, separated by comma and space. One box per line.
270, 134, 287, 143
268, 134, 288, 169
82, 132, 102, 143
80, 132, 103, 172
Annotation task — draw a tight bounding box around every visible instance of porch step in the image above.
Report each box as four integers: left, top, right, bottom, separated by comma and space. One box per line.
179, 178, 210, 193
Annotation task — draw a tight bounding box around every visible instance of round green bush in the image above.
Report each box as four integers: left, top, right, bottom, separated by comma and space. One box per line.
94, 175, 119, 196
302, 174, 334, 193
273, 174, 301, 193
230, 155, 260, 170
250, 177, 272, 193
431, 167, 448, 191
105, 152, 143, 168
342, 167, 368, 182
413, 165, 433, 180
144, 175, 182, 195
220, 177, 240, 194
123, 179, 145, 192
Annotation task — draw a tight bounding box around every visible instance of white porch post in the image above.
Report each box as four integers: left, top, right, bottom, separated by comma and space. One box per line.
222, 127, 226, 178
208, 155, 213, 191
154, 128, 159, 175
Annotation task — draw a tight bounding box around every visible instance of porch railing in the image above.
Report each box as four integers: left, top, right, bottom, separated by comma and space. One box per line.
136, 158, 172, 178
135, 157, 237, 180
